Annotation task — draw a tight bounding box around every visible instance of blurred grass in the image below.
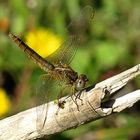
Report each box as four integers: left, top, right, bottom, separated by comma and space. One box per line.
0, 0, 140, 139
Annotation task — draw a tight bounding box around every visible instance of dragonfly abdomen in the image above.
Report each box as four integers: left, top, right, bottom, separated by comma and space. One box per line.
9, 33, 55, 72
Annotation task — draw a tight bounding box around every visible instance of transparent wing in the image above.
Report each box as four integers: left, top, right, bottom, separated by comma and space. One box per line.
36, 74, 71, 132
46, 35, 78, 65
36, 74, 57, 132
46, 6, 94, 65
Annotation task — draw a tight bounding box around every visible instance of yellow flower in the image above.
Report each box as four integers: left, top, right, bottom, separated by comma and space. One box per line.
0, 88, 11, 116
25, 28, 62, 58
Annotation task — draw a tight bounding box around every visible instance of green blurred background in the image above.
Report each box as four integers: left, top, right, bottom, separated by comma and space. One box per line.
0, 0, 140, 140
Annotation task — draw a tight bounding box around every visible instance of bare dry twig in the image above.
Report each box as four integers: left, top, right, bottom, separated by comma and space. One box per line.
0, 64, 140, 140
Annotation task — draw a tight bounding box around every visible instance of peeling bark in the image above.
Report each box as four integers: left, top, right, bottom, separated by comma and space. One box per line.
0, 64, 140, 140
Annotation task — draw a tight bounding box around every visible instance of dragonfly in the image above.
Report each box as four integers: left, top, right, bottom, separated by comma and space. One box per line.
9, 6, 94, 131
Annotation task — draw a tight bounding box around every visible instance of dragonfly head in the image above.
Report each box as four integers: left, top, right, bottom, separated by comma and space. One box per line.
75, 74, 88, 91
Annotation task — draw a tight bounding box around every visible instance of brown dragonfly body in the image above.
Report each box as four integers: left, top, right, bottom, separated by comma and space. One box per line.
9, 33, 88, 95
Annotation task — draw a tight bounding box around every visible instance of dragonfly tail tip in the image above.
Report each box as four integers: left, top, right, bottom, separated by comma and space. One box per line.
8, 32, 14, 38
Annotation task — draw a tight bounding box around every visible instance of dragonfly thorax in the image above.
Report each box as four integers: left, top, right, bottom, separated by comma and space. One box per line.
53, 64, 78, 83
75, 74, 88, 91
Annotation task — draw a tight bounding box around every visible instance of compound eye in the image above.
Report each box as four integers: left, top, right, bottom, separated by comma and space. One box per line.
75, 74, 88, 91
75, 79, 85, 91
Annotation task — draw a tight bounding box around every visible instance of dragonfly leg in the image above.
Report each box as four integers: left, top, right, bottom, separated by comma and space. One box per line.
62, 91, 80, 111
74, 91, 83, 105
70, 86, 81, 111
63, 86, 80, 111
71, 94, 80, 111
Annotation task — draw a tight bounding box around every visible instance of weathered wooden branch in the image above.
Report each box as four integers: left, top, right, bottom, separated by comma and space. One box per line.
0, 64, 140, 140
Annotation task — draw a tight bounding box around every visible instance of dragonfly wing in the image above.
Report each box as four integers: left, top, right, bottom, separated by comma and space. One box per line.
46, 6, 94, 65
36, 74, 71, 132
46, 34, 78, 65
36, 74, 59, 132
